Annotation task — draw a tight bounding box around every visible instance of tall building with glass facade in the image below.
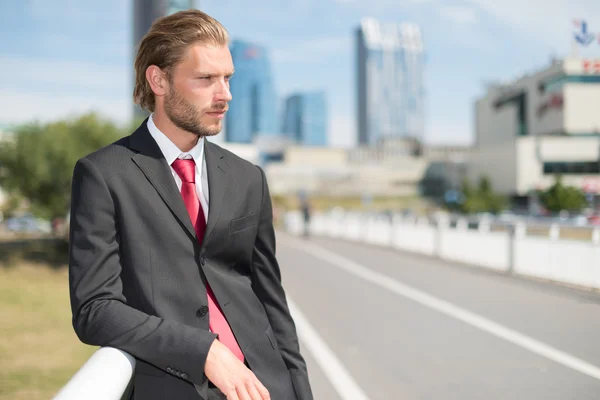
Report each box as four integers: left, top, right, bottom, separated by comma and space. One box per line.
282, 92, 328, 146
132, 0, 196, 119
226, 40, 278, 143
356, 17, 425, 146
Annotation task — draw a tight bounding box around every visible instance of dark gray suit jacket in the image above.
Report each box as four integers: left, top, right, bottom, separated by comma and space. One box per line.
68, 121, 313, 400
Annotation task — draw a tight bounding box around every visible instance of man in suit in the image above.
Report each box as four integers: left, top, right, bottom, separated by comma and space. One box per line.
68, 9, 313, 400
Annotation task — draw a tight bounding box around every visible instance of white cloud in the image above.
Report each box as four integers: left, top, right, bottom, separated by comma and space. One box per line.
27, 0, 126, 23
434, 6, 489, 50
0, 90, 130, 125
439, 5, 479, 25
272, 35, 352, 63
205, 0, 320, 28
0, 54, 131, 125
464, 0, 600, 47
0, 56, 128, 94
332, 0, 434, 5
38, 29, 130, 61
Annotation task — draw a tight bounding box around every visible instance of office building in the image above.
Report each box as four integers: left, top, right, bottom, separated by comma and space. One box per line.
282, 92, 328, 146
132, 0, 195, 119
356, 17, 425, 146
226, 40, 278, 144
469, 57, 600, 202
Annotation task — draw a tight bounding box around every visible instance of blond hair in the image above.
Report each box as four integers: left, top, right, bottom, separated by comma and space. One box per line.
133, 9, 229, 112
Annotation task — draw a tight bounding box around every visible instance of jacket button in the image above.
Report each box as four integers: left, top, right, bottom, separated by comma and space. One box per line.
166, 367, 173, 373
200, 257, 206, 266
196, 305, 209, 317
182, 373, 189, 380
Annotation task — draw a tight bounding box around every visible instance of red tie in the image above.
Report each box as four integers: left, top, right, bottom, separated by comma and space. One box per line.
171, 158, 245, 362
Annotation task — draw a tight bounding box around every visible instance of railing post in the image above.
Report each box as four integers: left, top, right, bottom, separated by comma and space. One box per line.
549, 224, 560, 240
479, 217, 490, 233
592, 228, 600, 245
389, 214, 397, 245
508, 222, 525, 274
435, 214, 449, 258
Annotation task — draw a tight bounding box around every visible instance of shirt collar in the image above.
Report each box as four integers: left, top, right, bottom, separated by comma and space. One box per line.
147, 113, 204, 166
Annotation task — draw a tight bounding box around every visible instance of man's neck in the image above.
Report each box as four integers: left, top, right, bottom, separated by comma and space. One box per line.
152, 110, 199, 153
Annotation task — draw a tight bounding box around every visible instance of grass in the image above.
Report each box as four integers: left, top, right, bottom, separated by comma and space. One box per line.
492, 225, 595, 241
0, 254, 97, 399
272, 194, 433, 213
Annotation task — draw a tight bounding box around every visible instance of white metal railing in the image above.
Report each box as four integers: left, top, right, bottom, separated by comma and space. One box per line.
54, 347, 136, 400
284, 210, 600, 290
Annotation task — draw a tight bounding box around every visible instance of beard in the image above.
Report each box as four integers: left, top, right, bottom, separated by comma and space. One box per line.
164, 87, 226, 138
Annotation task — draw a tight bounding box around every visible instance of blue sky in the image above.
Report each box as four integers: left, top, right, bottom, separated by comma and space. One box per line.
1, 0, 599, 147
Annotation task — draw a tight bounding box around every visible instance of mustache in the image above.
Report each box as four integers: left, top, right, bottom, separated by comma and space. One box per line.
207, 103, 228, 112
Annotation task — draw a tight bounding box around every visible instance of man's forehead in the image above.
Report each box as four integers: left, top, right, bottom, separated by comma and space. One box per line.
181, 44, 233, 70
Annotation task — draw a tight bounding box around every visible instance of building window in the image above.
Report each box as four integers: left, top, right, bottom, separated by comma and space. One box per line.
543, 161, 600, 175
517, 95, 527, 136
494, 92, 528, 137
541, 75, 600, 92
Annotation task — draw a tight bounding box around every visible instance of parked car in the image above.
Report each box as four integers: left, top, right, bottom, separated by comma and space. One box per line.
5, 214, 52, 234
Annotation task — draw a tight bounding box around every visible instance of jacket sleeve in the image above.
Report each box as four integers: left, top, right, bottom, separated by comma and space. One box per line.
250, 166, 314, 400
68, 157, 217, 386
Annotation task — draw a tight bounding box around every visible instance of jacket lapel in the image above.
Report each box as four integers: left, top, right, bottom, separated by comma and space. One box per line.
129, 121, 197, 240
203, 140, 231, 243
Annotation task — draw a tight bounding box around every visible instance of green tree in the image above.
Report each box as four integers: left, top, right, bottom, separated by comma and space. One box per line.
0, 113, 126, 219
461, 178, 473, 199
476, 176, 507, 213
454, 176, 507, 214
540, 175, 587, 212
0, 192, 25, 218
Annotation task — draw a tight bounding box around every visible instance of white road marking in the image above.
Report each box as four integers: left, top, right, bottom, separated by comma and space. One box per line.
283, 237, 600, 382
287, 298, 370, 400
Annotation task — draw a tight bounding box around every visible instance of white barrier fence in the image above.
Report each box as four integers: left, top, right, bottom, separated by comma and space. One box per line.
284, 211, 600, 290
54, 347, 135, 400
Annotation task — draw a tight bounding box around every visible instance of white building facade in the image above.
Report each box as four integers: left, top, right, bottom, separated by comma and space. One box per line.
470, 57, 600, 200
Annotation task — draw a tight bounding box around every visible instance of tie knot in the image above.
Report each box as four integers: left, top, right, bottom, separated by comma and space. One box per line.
172, 158, 196, 183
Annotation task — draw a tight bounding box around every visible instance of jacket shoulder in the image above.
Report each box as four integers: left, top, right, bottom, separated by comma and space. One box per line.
75, 135, 134, 175
206, 140, 262, 175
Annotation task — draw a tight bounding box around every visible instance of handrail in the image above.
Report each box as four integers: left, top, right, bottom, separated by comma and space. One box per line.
53, 347, 136, 400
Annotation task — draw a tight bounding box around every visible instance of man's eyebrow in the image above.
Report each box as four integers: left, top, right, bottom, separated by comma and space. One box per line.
196, 70, 235, 77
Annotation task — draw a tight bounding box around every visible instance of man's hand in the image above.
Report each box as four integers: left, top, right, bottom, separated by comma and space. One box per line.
205, 339, 271, 400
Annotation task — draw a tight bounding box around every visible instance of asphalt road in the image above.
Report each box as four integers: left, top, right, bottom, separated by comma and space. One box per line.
276, 232, 600, 400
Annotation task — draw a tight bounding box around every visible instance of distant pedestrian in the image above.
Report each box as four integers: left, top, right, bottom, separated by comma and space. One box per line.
300, 197, 312, 238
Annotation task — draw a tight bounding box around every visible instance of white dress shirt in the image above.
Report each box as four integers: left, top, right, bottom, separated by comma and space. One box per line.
147, 114, 209, 223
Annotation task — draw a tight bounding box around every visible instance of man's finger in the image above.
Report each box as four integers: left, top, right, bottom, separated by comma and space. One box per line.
254, 379, 271, 400
227, 388, 241, 400
235, 385, 253, 400
245, 381, 263, 400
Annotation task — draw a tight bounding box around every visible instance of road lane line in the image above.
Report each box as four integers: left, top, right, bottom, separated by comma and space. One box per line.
287, 297, 370, 400
283, 237, 600, 381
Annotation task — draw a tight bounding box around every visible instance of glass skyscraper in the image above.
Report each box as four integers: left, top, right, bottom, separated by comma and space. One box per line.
356, 17, 425, 146
132, 0, 195, 119
226, 40, 278, 143
282, 92, 328, 146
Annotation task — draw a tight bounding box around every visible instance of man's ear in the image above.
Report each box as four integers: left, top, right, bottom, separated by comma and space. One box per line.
146, 65, 168, 97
